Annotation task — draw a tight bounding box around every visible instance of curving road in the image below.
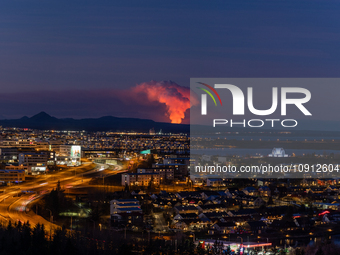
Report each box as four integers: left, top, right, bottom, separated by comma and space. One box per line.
0, 161, 124, 234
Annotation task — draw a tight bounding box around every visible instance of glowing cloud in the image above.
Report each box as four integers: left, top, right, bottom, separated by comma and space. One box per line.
132, 81, 198, 124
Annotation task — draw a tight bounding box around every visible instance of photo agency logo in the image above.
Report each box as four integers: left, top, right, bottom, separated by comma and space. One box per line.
196, 81, 312, 128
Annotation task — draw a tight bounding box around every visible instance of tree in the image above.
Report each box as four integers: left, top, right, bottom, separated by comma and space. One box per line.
211, 240, 223, 255
283, 206, 294, 221
118, 243, 134, 255
124, 183, 130, 192
315, 246, 324, 255
296, 248, 305, 255
56, 180, 61, 192
146, 154, 156, 167
89, 204, 101, 222
148, 176, 154, 191
225, 245, 232, 255
258, 204, 267, 215
267, 196, 274, 205
196, 243, 205, 255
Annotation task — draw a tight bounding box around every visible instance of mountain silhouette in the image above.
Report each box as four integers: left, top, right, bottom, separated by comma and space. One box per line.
0, 112, 189, 133
29, 112, 57, 121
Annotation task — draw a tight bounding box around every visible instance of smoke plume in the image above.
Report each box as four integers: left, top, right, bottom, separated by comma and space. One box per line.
0, 80, 198, 123
131, 81, 197, 124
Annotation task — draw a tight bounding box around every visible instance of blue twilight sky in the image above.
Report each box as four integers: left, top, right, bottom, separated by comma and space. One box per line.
0, 0, 340, 120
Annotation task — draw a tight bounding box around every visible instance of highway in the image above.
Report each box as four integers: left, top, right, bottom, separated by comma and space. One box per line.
0, 161, 125, 233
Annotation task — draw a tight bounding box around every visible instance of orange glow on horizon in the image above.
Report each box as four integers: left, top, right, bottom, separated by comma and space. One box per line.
132, 81, 198, 123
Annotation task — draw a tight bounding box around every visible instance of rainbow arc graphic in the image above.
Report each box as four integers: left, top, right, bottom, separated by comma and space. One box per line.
197, 82, 222, 115
196, 82, 222, 106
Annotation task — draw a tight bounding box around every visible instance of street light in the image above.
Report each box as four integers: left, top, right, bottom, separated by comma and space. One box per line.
237, 236, 244, 254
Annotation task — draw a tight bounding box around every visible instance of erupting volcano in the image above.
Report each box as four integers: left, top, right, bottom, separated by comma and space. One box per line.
132, 81, 197, 124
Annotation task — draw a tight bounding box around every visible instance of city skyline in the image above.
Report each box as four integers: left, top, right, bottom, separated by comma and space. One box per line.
1, 1, 340, 254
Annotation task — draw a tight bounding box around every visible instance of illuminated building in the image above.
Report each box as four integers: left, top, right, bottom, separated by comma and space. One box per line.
18, 151, 55, 174
268, 147, 288, 157
121, 172, 160, 186
0, 169, 25, 183
55, 145, 81, 166
137, 167, 174, 180
110, 199, 142, 214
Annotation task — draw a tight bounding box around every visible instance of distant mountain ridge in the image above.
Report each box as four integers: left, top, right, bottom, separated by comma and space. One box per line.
1, 112, 337, 134
0, 112, 189, 133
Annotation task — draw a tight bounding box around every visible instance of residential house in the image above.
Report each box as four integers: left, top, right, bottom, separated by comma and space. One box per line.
246, 221, 267, 234
110, 199, 142, 214
209, 222, 236, 235
174, 205, 201, 215
243, 187, 259, 196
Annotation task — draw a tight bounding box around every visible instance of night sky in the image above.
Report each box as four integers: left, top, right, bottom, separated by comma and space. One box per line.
1, 0, 340, 121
